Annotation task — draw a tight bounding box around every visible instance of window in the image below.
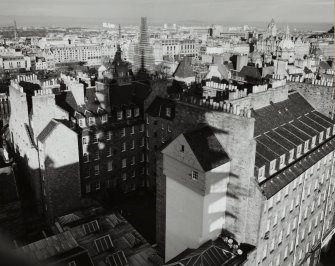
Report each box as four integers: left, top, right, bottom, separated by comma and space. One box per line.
284, 246, 288, 259
131, 126, 135, 134
281, 206, 286, 220
106, 131, 112, 140
265, 220, 270, 233
107, 161, 113, 171
94, 235, 113, 253
297, 145, 302, 157
289, 149, 294, 162
273, 213, 278, 226
121, 142, 126, 152
140, 124, 144, 132
117, 111, 123, 120
326, 127, 331, 138
131, 140, 135, 149
270, 238, 275, 252
268, 197, 274, 210
166, 107, 171, 117
83, 153, 89, 163
94, 165, 99, 175
121, 128, 126, 137
181, 145, 185, 152
286, 222, 291, 236
140, 137, 144, 147
278, 230, 283, 244
132, 170, 135, 178
89, 117, 95, 126
82, 137, 88, 145
93, 133, 98, 143
102, 114, 108, 123
276, 191, 281, 203
122, 159, 127, 168
319, 132, 324, 143
122, 173, 127, 180
134, 108, 140, 117
125, 109, 131, 118
276, 254, 281, 266
280, 155, 285, 168
270, 160, 276, 174
96, 182, 100, 190
94, 151, 99, 160
311, 136, 316, 147
168, 124, 172, 132
78, 119, 85, 127
258, 166, 265, 181
262, 244, 267, 259
86, 184, 91, 193
131, 156, 135, 165
192, 171, 198, 180
311, 201, 315, 213
284, 186, 289, 197
304, 140, 309, 153
295, 195, 300, 207
107, 147, 112, 157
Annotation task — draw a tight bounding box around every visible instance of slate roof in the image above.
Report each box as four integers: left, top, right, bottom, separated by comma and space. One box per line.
147, 97, 175, 120
239, 66, 262, 80
260, 137, 335, 198
183, 126, 230, 172
174, 57, 195, 78
319, 61, 331, 70
37, 119, 59, 143
252, 92, 335, 198
16, 231, 79, 262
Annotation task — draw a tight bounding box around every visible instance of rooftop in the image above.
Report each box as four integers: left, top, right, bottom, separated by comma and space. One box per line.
183, 126, 230, 172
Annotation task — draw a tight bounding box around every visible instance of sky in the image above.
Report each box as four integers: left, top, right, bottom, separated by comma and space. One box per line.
0, 0, 333, 28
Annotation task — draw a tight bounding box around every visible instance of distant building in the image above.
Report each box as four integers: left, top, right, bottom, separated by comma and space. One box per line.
155, 80, 335, 266
133, 17, 155, 74
0, 48, 31, 73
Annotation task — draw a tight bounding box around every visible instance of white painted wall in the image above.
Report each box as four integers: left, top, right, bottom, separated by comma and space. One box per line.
165, 176, 204, 261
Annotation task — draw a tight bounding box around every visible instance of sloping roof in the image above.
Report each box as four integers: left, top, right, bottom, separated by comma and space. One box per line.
16, 231, 78, 262
183, 126, 230, 172
252, 92, 314, 137
37, 120, 59, 143
239, 66, 262, 80
319, 61, 331, 70
174, 57, 195, 78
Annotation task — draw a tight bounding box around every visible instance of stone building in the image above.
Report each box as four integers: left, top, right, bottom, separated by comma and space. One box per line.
155, 80, 335, 266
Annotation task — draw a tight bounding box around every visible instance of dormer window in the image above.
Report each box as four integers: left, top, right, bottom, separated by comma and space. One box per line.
117, 111, 123, 120
166, 107, 171, 117
311, 136, 316, 148
304, 140, 309, 153
181, 145, 185, 152
126, 109, 132, 118
89, 117, 95, 126
78, 118, 85, 127
258, 166, 265, 182
270, 160, 276, 174
279, 155, 285, 168
289, 149, 294, 163
326, 128, 330, 138
297, 145, 302, 157
82, 136, 88, 145
134, 108, 140, 117
319, 132, 324, 143
102, 114, 108, 123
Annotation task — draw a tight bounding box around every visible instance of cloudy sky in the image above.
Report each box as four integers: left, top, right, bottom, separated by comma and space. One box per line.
0, 0, 333, 27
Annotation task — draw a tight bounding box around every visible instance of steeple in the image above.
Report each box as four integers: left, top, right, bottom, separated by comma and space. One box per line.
118, 24, 122, 41
13, 19, 18, 40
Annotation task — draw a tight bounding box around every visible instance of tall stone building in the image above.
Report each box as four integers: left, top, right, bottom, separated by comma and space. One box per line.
155, 81, 335, 266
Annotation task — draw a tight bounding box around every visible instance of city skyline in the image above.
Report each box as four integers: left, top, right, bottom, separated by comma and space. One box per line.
0, 0, 333, 27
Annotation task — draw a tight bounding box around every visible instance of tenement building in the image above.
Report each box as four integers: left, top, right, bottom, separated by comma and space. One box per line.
155, 79, 335, 266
